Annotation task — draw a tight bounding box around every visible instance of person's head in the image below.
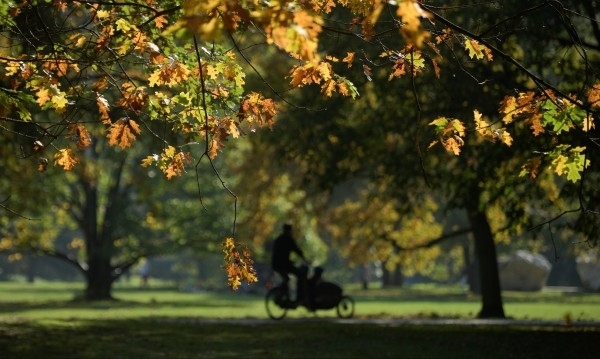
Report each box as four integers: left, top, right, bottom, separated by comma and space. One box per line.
283, 223, 292, 233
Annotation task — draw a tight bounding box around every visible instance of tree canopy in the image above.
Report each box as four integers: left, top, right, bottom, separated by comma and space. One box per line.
2, 0, 600, 300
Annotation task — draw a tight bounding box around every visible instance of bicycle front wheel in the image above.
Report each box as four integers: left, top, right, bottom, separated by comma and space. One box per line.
265, 287, 288, 320
336, 295, 355, 319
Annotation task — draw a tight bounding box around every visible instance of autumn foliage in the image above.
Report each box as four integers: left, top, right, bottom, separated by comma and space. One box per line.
2, 0, 600, 289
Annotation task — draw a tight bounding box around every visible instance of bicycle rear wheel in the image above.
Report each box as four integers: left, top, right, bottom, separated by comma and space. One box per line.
336, 295, 355, 319
265, 287, 288, 320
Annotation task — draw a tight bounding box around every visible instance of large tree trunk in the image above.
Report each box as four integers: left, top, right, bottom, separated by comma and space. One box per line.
85, 249, 115, 300
467, 209, 505, 318
78, 159, 125, 301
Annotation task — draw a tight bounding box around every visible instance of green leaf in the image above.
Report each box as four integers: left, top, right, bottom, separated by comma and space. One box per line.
548, 145, 589, 183
115, 19, 132, 32
566, 162, 582, 182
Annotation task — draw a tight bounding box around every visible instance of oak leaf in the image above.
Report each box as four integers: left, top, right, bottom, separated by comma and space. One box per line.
97, 94, 111, 124
36, 88, 51, 107
107, 118, 141, 149
464, 39, 484, 60
221, 237, 258, 291
530, 113, 544, 136
141, 155, 155, 167
397, 0, 431, 48
52, 94, 69, 110
443, 136, 463, 155
588, 83, 600, 107
322, 79, 336, 97
499, 130, 513, 147
474, 109, 493, 139
342, 52, 355, 68
68, 124, 92, 150
519, 157, 542, 180
154, 15, 168, 29
54, 148, 79, 170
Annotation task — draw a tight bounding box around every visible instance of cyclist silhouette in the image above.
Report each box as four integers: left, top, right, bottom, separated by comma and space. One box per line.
270, 224, 307, 305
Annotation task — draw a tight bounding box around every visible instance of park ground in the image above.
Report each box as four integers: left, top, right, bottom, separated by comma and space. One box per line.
0, 281, 599, 358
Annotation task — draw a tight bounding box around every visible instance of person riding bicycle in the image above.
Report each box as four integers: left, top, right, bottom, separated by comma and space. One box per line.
270, 223, 308, 306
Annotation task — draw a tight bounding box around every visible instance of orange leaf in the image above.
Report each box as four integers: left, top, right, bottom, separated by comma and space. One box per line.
38, 158, 49, 172
588, 83, 600, 107
342, 52, 355, 68
530, 113, 544, 136
36, 88, 51, 107
68, 124, 92, 150
154, 15, 168, 29
97, 94, 111, 124
107, 118, 141, 149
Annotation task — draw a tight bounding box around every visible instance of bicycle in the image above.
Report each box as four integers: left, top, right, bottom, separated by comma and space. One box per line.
265, 266, 355, 320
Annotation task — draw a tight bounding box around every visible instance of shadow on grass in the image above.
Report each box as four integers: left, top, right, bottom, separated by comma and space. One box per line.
1, 317, 598, 359
350, 286, 600, 305
0, 296, 258, 314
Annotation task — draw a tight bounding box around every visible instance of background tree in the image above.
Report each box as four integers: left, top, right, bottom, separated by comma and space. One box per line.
2, 1, 600, 308
220, 0, 600, 318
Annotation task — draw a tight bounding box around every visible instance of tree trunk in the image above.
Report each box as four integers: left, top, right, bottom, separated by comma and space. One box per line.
84, 251, 114, 300
78, 161, 122, 301
467, 210, 505, 318
26, 255, 36, 283
462, 242, 480, 294
381, 261, 404, 287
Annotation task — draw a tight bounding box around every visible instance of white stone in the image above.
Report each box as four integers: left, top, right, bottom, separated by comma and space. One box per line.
576, 251, 600, 291
498, 250, 552, 292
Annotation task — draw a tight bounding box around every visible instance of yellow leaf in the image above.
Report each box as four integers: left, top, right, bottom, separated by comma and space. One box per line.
427, 140, 439, 150
221, 238, 258, 290
317, 61, 333, 81
583, 115, 594, 132
473, 109, 489, 135
464, 39, 484, 60
96, 9, 110, 20
337, 81, 349, 96
54, 148, 79, 171
321, 79, 336, 97
228, 275, 242, 290
141, 155, 155, 167
36, 88, 51, 106
499, 130, 513, 147
552, 154, 568, 176
52, 93, 69, 110
75, 35, 87, 47
68, 238, 85, 249
499, 96, 518, 124
451, 119, 466, 137
397, 0, 431, 48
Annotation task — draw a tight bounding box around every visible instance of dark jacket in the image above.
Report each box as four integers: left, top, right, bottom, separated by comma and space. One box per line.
271, 232, 304, 272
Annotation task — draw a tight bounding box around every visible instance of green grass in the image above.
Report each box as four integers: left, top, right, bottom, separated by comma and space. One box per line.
1, 281, 599, 358
1, 280, 599, 322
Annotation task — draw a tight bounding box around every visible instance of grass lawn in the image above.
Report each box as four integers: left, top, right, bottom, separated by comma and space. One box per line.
0, 280, 599, 358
